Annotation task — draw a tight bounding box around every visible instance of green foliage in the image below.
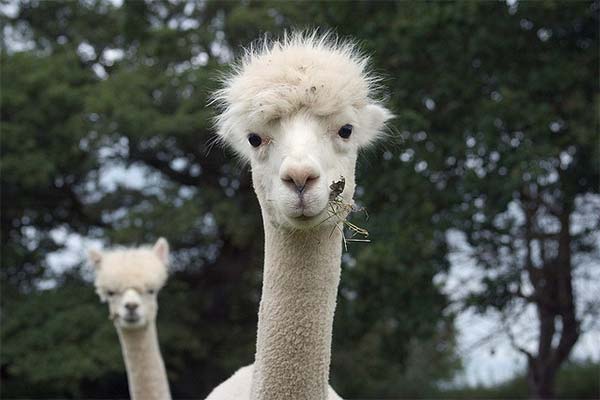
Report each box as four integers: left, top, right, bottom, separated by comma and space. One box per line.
1, 277, 124, 397
1, 48, 100, 291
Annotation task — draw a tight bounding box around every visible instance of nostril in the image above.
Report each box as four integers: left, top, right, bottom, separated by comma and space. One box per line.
282, 176, 302, 193
302, 174, 319, 192
281, 169, 320, 194
125, 303, 138, 311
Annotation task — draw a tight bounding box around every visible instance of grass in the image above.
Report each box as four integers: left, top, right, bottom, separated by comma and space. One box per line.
436, 361, 599, 399
324, 176, 370, 250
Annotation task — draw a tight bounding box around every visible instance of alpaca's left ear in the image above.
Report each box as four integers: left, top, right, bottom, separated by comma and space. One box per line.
153, 238, 170, 264
357, 103, 394, 148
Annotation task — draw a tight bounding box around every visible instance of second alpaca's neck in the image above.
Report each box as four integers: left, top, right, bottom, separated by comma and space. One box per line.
250, 221, 343, 400
117, 322, 172, 400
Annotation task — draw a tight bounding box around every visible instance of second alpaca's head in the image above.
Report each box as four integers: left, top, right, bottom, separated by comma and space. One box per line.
88, 238, 169, 330
214, 32, 392, 230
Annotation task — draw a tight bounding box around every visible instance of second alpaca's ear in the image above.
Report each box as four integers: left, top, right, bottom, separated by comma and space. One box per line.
88, 249, 103, 268
356, 103, 394, 148
153, 238, 169, 264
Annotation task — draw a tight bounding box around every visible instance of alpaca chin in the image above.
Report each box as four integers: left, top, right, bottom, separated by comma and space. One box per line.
117, 315, 148, 330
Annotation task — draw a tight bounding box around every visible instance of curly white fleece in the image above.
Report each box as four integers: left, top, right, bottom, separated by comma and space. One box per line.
206, 364, 342, 400
213, 31, 387, 161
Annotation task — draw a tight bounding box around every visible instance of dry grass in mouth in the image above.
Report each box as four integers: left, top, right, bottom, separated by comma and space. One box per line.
324, 176, 370, 250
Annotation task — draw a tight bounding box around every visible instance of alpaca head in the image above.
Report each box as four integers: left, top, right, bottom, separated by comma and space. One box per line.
214, 33, 392, 230
88, 238, 169, 330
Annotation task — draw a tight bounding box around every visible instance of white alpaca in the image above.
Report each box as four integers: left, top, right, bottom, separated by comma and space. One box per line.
207, 33, 392, 400
89, 238, 172, 400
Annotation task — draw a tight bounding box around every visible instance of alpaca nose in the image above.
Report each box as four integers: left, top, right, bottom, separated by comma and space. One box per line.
125, 302, 138, 312
280, 162, 320, 193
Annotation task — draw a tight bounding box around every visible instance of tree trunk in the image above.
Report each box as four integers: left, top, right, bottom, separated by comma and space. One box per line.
527, 357, 557, 399
524, 203, 580, 400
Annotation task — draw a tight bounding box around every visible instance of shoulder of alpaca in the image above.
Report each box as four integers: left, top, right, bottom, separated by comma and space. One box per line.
205, 364, 253, 400
204, 363, 344, 400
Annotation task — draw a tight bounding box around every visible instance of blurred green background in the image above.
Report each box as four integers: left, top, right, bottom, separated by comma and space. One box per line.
1, 1, 598, 399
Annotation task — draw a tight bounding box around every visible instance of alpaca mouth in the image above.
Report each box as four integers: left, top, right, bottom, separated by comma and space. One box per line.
290, 203, 326, 219
286, 206, 329, 228
123, 314, 141, 324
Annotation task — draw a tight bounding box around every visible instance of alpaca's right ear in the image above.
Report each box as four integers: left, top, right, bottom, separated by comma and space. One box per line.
88, 249, 103, 268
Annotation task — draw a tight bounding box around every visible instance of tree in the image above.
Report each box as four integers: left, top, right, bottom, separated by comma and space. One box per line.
446, 3, 598, 397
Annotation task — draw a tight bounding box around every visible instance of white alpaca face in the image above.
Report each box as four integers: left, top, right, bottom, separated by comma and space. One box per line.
214, 35, 392, 230
89, 239, 169, 330
102, 285, 160, 330
247, 105, 388, 229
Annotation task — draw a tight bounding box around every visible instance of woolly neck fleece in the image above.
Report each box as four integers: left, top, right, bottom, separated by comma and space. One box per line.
250, 220, 343, 400
117, 322, 171, 400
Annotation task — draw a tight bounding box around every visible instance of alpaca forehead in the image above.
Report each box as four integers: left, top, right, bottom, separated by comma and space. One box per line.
94, 249, 167, 290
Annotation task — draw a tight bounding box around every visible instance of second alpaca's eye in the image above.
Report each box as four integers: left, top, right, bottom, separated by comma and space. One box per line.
147, 289, 155, 295
338, 124, 353, 139
248, 133, 262, 147
107, 290, 115, 297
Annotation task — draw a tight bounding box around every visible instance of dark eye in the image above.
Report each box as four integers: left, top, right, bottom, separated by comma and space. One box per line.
147, 289, 155, 295
107, 290, 115, 297
338, 124, 353, 139
248, 133, 262, 147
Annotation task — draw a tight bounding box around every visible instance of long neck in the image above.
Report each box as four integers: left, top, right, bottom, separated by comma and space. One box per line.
117, 322, 171, 400
251, 222, 343, 400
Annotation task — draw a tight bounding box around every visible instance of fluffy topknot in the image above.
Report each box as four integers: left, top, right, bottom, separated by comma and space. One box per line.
90, 238, 169, 300
213, 31, 385, 156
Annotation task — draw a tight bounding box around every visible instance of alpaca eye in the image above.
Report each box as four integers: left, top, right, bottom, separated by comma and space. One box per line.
107, 290, 115, 297
248, 133, 262, 147
338, 124, 353, 139
147, 289, 155, 295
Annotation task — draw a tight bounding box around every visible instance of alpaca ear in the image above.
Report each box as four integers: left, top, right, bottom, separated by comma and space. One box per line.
88, 249, 103, 268
357, 103, 394, 148
153, 238, 169, 264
